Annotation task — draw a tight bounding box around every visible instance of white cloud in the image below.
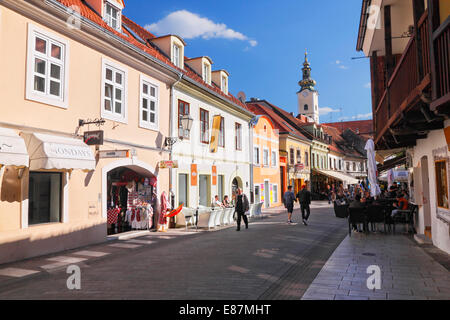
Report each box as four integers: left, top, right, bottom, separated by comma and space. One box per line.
319, 107, 340, 116
364, 82, 371, 89
339, 113, 372, 121
146, 10, 257, 47
352, 113, 372, 120
335, 60, 349, 70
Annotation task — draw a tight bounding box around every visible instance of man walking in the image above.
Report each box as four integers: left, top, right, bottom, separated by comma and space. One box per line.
283, 186, 296, 224
235, 188, 249, 231
296, 185, 311, 226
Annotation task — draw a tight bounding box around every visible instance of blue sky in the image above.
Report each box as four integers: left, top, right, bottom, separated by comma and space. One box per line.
123, 0, 371, 123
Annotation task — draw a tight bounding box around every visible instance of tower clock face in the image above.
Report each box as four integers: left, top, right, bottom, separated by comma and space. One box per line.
302, 91, 309, 97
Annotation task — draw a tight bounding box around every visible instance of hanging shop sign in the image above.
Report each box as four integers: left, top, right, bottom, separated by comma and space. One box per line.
83, 130, 104, 146
295, 163, 305, 171
159, 160, 178, 169
191, 164, 198, 186
444, 126, 450, 151
98, 150, 130, 159
212, 165, 217, 185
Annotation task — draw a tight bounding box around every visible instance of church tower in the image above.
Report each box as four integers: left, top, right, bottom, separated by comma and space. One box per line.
297, 50, 320, 124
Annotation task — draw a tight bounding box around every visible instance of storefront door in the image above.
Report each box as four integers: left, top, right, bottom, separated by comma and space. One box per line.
199, 175, 211, 207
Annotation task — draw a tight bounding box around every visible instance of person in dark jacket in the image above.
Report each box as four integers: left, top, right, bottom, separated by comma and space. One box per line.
349, 194, 367, 232
283, 186, 296, 224
296, 185, 311, 225
235, 188, 249, 231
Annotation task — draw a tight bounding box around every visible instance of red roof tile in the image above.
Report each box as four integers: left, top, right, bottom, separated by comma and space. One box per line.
246, 102, 310, 142
323, 120, 374, 136
54, 0, 250, 112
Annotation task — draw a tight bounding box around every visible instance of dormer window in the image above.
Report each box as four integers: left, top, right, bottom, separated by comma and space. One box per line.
104, 2, 121, 31
173, 44, 181, 67
221, 76, 228, 94
203, 63, 211, 84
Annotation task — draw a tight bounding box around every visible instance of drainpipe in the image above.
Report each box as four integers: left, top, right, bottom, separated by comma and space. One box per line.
168, 73, 183, 228
249, 120, 255, 203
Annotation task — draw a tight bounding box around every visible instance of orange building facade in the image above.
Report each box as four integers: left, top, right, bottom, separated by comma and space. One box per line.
252, 116, 281, 208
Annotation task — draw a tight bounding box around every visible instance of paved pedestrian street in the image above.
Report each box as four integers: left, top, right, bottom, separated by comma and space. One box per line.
0, 203, 449, 300
302, 234, 450, 300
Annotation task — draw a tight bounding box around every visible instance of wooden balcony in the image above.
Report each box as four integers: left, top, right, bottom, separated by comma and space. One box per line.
373, 10, 447, 150
430, 16, 450, 113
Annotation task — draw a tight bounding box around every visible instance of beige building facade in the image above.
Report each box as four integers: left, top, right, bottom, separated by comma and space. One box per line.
0, 0, 180, 263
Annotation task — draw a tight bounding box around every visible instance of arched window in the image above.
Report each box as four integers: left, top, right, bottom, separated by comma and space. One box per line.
304, 104, 309, 110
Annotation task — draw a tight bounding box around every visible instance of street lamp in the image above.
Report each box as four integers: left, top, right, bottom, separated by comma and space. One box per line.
165, 114, 194, 227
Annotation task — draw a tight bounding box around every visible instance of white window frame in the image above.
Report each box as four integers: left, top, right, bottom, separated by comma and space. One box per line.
263, 148, 270, 167
271, 150, 277, 167
101, 58, 128, 124
221, 76, 228, 93
172, 44, 181, 68
26, 24, 70, 109
254, 146, 260, 165
139, 75, 159, 131
21, 171, 69, 229
203, 63, 211, 84
273, 184, 278, 203
104, 2, 122, 31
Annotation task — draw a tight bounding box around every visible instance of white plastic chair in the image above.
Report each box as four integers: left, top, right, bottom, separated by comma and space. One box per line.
207, 208, 217, 230
213, 208, 223, 226
248, 204, 255, 218
177, 207, 194, 230
196, 207, 211, 229
257, 203, 264, 218
222, 208, 232, 225
228, 208, 235, 224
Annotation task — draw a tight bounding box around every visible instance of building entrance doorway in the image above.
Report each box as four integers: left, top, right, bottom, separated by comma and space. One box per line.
421, 156, 432, 238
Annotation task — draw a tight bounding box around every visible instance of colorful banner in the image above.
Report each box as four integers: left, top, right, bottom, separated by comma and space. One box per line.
191, 164, 198, 186
212, 165, 217, 185
260, 183, 264, 203
270, 184, 273, 204
209, 115, 222, 153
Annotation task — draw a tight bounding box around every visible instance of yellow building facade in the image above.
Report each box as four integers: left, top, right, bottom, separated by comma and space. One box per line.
252, 116, 281, 208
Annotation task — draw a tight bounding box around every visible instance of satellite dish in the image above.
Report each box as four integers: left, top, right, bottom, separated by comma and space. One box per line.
237, 91, 247, 103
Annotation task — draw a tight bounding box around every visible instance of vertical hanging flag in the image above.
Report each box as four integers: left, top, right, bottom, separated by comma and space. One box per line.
191, 164, 198, 186
212, 165, 217, 185
210, 115, 222, 153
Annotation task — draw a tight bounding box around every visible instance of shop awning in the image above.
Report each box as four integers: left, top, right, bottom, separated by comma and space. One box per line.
375, 148, 406, 164
21, 132, 95, 171
0, 127, 29, 168
313, 169, 359, 185
379, 170, 409, 182
377, 154, 407, 173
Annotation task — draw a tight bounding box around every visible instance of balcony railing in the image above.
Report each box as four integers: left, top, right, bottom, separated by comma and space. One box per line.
433, 17, 450, 101
374, 11, 431, 144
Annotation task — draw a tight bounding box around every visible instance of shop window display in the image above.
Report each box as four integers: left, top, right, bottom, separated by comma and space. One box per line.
107, 168, 157, 235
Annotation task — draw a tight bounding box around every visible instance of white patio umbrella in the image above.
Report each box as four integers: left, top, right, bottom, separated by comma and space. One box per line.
364, 139, 381, 198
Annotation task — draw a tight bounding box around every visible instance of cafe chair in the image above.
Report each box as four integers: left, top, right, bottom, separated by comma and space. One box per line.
333, 201, 349, 218
392, 204, 417, 234
366, 204, 386, 233
348, 206, 367, 237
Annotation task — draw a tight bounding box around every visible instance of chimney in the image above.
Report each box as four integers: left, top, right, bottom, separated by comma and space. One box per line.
250, 98, 258, 102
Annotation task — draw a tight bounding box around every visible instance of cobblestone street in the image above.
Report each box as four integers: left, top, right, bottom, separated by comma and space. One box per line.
0, 203, 347, 299
0, 203, 448, 300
